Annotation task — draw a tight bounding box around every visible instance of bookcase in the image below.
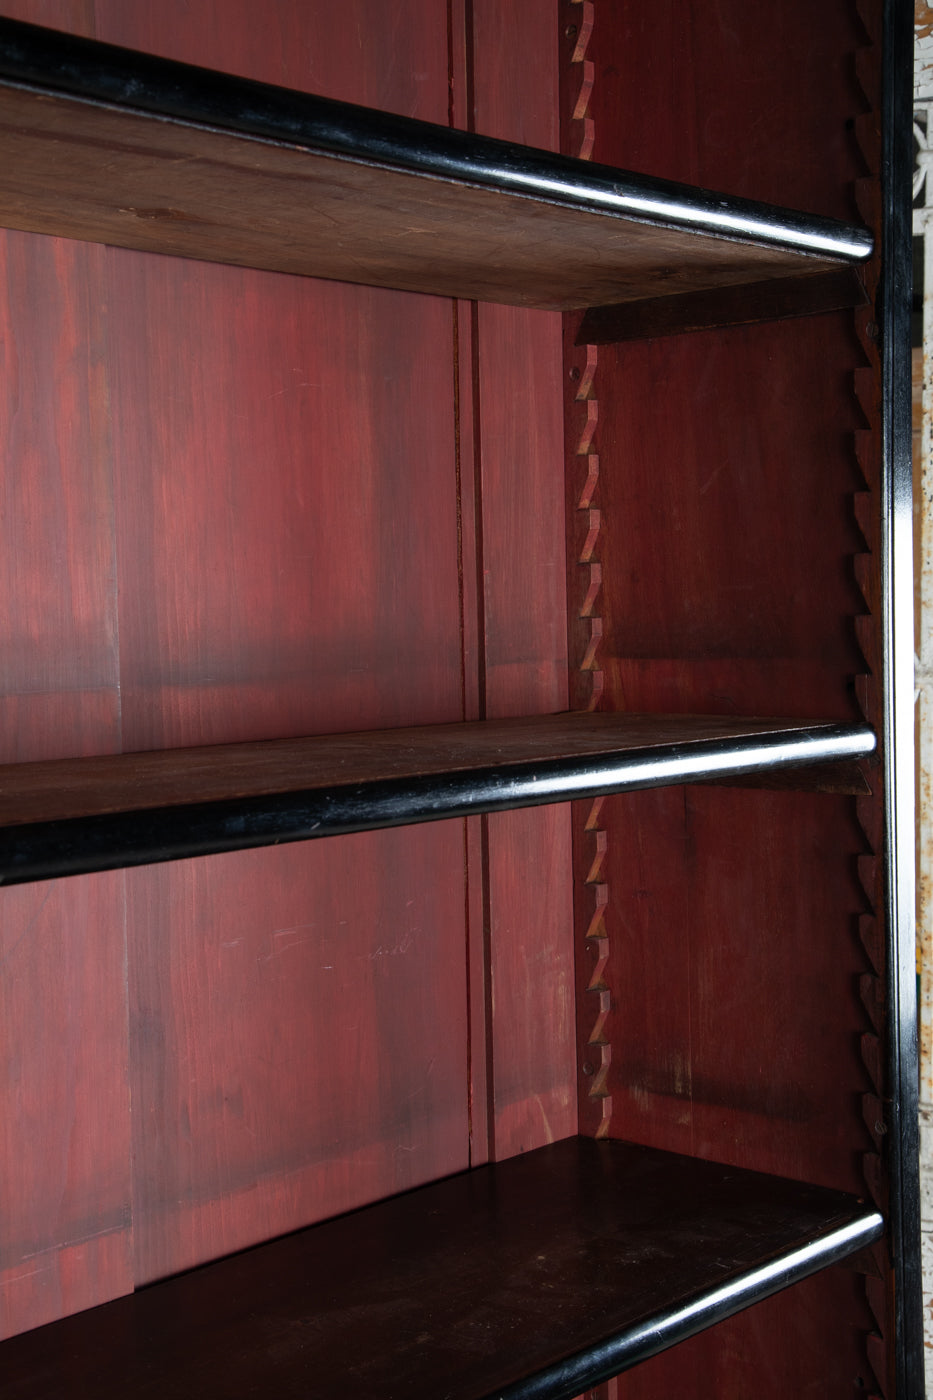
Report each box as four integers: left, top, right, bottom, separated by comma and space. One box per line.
0, 2, 920, 1395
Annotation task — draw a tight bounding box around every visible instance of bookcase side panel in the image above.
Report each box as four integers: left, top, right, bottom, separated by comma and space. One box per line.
569, 1, 888, 1394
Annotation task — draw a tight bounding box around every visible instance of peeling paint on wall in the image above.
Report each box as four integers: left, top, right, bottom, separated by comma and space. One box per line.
914, 11, 933, 1382
918, 0, 933, 43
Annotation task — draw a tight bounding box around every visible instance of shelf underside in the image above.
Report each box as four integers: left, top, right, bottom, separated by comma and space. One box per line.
2, 1137, 882, 1400
0, 713, 874, 883
0, 18, 870, 309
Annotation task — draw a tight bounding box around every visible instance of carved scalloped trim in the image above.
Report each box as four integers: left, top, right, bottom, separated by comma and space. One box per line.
564, 0, 612, 1143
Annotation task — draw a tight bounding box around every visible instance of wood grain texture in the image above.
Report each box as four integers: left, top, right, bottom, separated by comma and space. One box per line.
0, 230, 118, 765
589, 0, 866, 219
105, 258, 462, 751
603, 787, 870, 1185
126, 828, 468, 1285
0, 59, 851, 310
0, 110, 131, 1339
593, 317, 866, 700
0, 875, 132, 1339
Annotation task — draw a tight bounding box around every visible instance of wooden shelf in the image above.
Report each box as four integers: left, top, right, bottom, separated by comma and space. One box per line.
1, 1137, 883, 1400
0, 713, 875, 883
0, 17, 871, 310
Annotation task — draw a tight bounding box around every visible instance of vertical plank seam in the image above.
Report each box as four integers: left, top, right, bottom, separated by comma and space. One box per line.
449, 0, 491, 1169
93, 205, 135, 1295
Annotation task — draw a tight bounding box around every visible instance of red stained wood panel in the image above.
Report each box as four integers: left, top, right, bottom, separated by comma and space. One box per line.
105, 258, 462, 751
589, 0, 866, 220
614, 1272, 876, 1400
602, 787, 870, 1188
92, 0, 450, 113
470, 0, 576, 1162
0, 875, 131, 1338
0, 231, 119, 764
0, 172, 131, 1334
0, 0, 93, 32
594, 317, 866, 713
127, 829, 468, 1285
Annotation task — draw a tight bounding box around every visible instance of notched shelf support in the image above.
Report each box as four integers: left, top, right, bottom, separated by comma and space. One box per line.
577, 267, 869, 344
704, 756, 874, 795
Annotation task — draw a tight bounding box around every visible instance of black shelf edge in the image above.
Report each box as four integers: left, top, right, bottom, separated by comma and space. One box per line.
881, 0, 924, 1391
0, 717, 876, 884
0, 14, 872, 261
1, 1137, 884, 1400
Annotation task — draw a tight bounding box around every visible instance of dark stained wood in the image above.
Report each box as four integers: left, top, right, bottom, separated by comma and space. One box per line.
1, 1137, 882, 1400
0, 714, 874, 827
577, 267, 868, 344
0, 21, 862, 310
704, 757, 872, 795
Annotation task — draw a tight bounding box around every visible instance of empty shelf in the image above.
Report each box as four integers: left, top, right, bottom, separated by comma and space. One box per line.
0, 713, 875, 882
0, 17, 871, 309
2, 1136, 883, 1400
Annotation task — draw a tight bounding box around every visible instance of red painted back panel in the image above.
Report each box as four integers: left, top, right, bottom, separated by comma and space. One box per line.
0, 0, 572, 1336
0, 106, 132, 1332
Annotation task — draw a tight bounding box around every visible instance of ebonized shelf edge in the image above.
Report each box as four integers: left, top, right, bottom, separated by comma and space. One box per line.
0, 717, 876, 884
502, 1212, 884, 1400
0, 15, 873, 261
0, 1136, 885, 1400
